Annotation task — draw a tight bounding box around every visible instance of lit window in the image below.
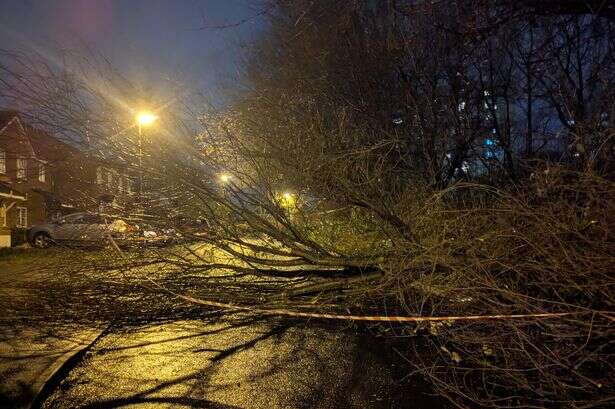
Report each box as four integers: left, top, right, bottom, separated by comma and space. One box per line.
0, 149, 5, 174
107, 170, 113, 189
38, 163, 46, 182
16, 207, 28, 227
16, 157, 27, 180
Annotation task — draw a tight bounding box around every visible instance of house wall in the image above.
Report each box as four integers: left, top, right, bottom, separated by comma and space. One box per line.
0, 116, 75, 246
1, 119, 55, 231
1, 120, 32, 241
4, 193, 46, 227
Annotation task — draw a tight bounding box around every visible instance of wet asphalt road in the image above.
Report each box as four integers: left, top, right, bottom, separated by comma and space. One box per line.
2, 249, 448, 408
39, 317, 446, 409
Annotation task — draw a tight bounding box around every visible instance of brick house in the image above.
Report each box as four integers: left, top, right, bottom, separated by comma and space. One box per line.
0, 111, 136, 246
0, 111, 49, 245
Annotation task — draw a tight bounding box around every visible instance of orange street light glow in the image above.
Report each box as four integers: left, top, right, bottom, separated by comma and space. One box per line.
280, 192, 297, 208
136, 111, 158, 126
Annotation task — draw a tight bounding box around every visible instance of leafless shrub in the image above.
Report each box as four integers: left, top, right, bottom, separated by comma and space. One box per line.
387, 166, 614, 407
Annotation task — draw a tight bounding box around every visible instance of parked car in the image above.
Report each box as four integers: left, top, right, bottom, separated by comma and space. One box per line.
28, 211, 185, 249
28, 212, 130, 248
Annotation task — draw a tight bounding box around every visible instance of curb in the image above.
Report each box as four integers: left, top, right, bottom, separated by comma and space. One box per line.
29, 326, 110, 409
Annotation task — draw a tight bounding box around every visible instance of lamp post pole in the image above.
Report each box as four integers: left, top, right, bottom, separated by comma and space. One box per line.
138, 122, 143, 204
135, 111, 157, 208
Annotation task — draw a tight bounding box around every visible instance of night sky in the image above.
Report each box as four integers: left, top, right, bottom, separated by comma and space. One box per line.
0, 0, 263, 102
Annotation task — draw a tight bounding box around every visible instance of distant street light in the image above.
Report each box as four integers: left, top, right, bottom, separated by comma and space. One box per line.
136, 111, 158, 202
279, 191, 297, 209
218, 173, 232, 183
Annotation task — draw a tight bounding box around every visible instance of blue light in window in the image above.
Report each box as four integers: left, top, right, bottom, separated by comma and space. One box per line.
485, 138, 495, 146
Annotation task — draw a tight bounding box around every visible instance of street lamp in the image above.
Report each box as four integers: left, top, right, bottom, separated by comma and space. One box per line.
136, 111, 157, 202
279, 191, 297, 209
137, 111, 157, 127
218, 173, 232, 184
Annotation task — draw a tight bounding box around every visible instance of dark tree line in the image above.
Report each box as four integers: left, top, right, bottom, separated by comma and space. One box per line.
234, 0, 613, 187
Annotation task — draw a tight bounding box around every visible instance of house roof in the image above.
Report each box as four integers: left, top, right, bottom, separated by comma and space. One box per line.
0, 110, 130, 172
0, 110, 33, 157
25, 125, 79, 162
0, 109, 80, 162
0, 110, 19, 128
0, 110, 24, 135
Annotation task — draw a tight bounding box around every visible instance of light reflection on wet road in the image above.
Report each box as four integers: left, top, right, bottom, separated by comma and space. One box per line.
42, 318, 402, 408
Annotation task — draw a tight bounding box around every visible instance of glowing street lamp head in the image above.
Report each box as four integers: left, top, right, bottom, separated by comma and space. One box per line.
279, 191, 297, 208
219, 173, 232, 183
136, 111, 158, 126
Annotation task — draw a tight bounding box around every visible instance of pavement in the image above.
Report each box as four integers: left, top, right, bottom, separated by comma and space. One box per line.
0, 324, 104, 408
0, 250, 104, 408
